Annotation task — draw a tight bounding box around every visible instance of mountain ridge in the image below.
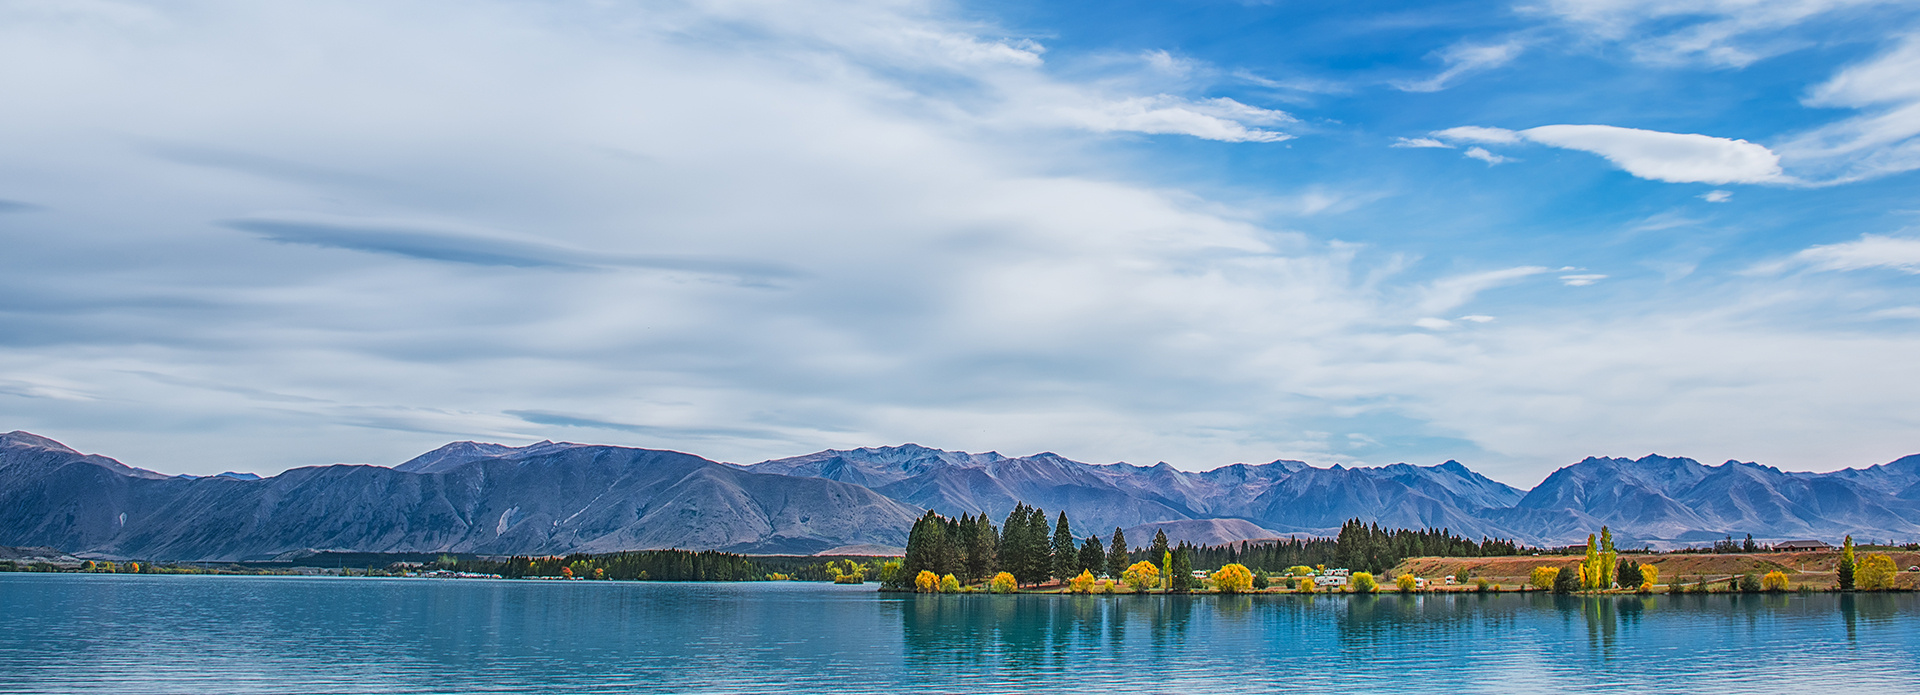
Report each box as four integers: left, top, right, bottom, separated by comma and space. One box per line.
3, 431, 1917, 558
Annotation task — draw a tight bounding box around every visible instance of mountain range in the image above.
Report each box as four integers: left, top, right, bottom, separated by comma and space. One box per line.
3, 430, 1917, 561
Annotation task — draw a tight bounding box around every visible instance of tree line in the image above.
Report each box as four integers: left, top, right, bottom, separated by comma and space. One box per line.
895, 509, 1531, 590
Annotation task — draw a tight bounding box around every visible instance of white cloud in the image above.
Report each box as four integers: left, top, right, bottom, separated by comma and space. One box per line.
1701, 190, 1733, 202
1392, 137, 1453, 149
1396, 40, 1527, 92
1459, 315, 1496, 323
1775, 36, 1920, 182
1433, 126, 1523, 144
1431, 124, 1784, 184
1771, 234, 1920, 274
1464, 146, 1512, 165
1043, 95, 1294, 143
1520, 124, 1784, 183
1529, 0, 1897, 67
1416, 266, 1551, 314
1414, 317, 1456, 330
1559, 274, 1608, 286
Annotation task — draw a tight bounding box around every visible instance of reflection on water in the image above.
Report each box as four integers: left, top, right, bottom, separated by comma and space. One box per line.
3, 574, 1918, 694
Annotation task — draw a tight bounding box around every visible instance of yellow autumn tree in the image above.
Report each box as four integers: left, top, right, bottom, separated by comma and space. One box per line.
915, 569, 939, 593
1761, 571, 1790, 592
1351, 572, 1378, 593
988, 571, 1018, 594
1212, 564, 1253, 594
1530, 566, 1559, 590
1069, 570, 1097, 594
1396, 574, 1418, 593
1122, 560, 1160, 593
1637, 563, 1658, 591
1858, 554, 1897, 591
940, 574, 961, 593
1295, 577, 1316, 593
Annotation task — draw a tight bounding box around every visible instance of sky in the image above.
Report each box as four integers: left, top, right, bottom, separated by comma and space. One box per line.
3, 0, 1919, 486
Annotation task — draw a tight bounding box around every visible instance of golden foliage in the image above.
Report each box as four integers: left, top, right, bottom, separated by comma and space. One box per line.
1351, 572, 1378, 593
1396, 574, 1417, 593
939, 574, 961, 593
988, 571, 1018, 594
1295, 577, 1316, 593
1122, 560, 1160, 593
1761, 571, 1790, 592
1637, 563, 1658, 588
1069, 570, 1097, 594
1212, 564, 1254, 594
915, 569, 939, 593
1858, 554, 1897, 591
1529, 566, 1559, 590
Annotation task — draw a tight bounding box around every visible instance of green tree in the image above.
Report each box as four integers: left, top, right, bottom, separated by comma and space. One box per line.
1052, 512, 1076, 582
1597, 527, 1617, 588
1108, 528, 1130, 578
1148, 530, 1171, 575
1251, 569, 1270, 590
1079, 536, 1105, 577
1001, 505, 1031, 586
963, 514, 998, 583
1168, 548, 1193, 593
1025, 506, 1053, 584
1580, 532, 1601, 590
1616, 557, 1643, 587
1838, 535, 1856, 591
1552, 564, 1579, 594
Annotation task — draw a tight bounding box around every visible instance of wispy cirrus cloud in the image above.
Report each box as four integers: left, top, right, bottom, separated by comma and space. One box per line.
1395, 40, 1527, 92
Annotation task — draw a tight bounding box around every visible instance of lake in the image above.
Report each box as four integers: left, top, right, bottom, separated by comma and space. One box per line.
2, 574, 1916, 693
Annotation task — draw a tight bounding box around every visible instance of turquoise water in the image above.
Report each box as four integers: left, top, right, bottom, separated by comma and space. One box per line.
2, 574, 1917, 694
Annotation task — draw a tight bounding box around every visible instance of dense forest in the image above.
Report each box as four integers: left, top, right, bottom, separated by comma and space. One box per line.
439, 550, 887, 581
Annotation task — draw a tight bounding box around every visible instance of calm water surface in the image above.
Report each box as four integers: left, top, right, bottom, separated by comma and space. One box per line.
2, 573, 1916, 694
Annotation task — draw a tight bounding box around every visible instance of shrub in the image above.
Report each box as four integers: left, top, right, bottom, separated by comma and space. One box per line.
1252, 570, 1270, 590
1352, 572, 1378, 593
1858, 554, 1897, 591
987, 571, 1017, 594
1761, 571, 1790, 592
1122, 561, 1160, 593
1475, 578, 1492, 593
939, 574, 960, 593
1530, 566, 1560, 591
1287, 565, 1315, 577
1296, 577, 1316, 593
1396, 574, 1418, 593
1069, 570, 1097, 594
1739, 574, 1761, 593
1213, 564, 1254, 594
915, 570, 939, 593
1638, 563, 1659, 589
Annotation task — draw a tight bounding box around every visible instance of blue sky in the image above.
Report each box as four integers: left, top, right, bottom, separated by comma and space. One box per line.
2, 0, 1918, 485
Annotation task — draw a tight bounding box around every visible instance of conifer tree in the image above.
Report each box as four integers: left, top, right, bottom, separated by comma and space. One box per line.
1025, 507, 1052, 584
1838, 535, 1856, 591
1149, 529, 1170, 574
1108, 528, 1130, 578
1002, 505, 1030, 586
1079, 536, 1105, 576
1052, 512, 1076, 582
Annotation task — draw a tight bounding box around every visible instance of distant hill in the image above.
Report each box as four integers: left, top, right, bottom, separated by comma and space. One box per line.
4, 430, 1917, 559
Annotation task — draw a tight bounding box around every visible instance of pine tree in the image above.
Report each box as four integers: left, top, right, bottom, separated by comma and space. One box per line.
1002, 505, 1030, 586
1025, 507, 1052, 584
1838, 535, 1856, 591
1079, 536, 1105, 576
964, 514, 998, 583
1052, 512, 1075, 582
1149, 529, 1170, 574
1108, 528, 1130, 578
